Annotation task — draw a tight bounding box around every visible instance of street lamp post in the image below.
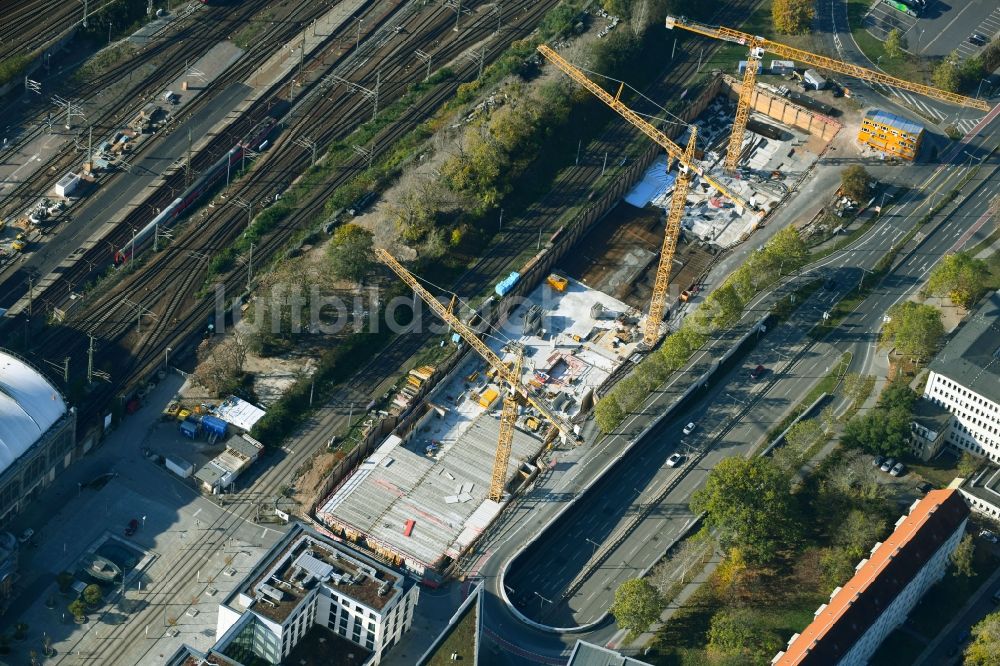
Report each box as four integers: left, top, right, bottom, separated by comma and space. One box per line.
584, 537, 600, 556
164, 346, 171, 370
976, 79, 990, 100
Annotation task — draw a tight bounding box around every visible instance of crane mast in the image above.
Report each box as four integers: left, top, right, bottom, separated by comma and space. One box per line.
490, 347, 522, 501
664, 15, 990, 171
537, 44, 756, 214
644, 127, 697, 345
374, 248, 577, 443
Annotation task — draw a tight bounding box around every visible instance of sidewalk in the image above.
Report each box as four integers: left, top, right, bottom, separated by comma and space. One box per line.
912, 564, 1000, 665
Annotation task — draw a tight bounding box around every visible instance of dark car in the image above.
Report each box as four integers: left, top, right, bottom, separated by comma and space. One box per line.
969, 33, 987, 46
750, 364, 767, 380
125, 519, 139, 537
873, 455, 886, 468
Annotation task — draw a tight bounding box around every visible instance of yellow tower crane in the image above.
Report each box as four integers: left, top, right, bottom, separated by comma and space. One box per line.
374, 248, 579, 501
664, 15, 991, 173
538, 44, 759, 345
537, 44, 757, 215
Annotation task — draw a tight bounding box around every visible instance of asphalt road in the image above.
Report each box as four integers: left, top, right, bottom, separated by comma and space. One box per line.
0, 82, 252, 309
818, 0, 993, 134
467, 94, 1000, 663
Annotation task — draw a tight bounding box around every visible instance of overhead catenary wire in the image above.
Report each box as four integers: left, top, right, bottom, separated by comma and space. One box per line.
402, 266, 518, 348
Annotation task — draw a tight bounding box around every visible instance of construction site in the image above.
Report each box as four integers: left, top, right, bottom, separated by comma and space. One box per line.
316, 271, 641, 579
312, 15, 991, 586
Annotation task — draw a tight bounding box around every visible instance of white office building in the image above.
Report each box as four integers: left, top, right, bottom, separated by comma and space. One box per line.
211, 523, 418, 665
921, 291, 1000, 463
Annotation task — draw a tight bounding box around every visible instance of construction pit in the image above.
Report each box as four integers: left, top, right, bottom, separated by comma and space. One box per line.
573, 87, 840, 312
316, 276, 640, 579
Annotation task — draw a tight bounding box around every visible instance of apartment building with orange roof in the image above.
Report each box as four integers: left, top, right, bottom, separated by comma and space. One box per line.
772, 488, 969, 665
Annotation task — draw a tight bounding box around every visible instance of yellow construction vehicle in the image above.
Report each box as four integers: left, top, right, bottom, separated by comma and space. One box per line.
664, 15, 991, 172
375, 248, 579, 502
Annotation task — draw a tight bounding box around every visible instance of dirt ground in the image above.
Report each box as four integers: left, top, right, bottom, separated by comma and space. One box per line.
562, 202, 718, 310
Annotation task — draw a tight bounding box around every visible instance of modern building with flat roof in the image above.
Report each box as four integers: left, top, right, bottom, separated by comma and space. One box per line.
857, 109, 923, 160
773, 489, 969, 665
956, 464, 1000, 521
922, 291, 1000, 463
213, 522, 417, 665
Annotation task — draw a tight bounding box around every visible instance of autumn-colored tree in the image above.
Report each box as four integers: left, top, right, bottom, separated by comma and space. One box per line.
772, 0, 815, 34
926, 252, 990, 308
884, 28, 906, 59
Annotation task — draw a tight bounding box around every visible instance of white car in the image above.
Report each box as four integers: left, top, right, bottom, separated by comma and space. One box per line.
667, 453, 684, 468
682, 422, 696, 435
980, 530, 999, 544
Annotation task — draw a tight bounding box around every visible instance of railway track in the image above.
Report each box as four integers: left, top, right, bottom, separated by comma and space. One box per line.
0, 0, 80, 63
0, 0, 334, 296
41, 2, 570, 663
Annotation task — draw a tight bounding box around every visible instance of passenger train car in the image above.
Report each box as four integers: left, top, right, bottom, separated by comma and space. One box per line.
113, 117, 276, 264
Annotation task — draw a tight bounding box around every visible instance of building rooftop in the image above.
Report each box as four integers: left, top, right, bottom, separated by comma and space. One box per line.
567, 640, 653, 666
318, 413, 542, 570
227, 524, 408, 625
863, 109, 924, 135
775, 489, 969, 664
418, 583, 482, 666
0, 350, 68, 477
959, 464, 1000, 511
928, 291, 1000, 405
213, 395, 266, 432
911, 396, 952, 434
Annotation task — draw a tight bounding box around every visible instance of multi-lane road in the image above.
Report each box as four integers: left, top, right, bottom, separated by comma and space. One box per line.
463, 96, 1000, 664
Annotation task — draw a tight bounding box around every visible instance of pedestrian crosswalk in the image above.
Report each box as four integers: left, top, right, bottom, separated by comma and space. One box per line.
867, 83, 978, 134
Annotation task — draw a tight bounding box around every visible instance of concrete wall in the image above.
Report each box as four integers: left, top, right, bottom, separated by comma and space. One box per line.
720, 74, 842, 141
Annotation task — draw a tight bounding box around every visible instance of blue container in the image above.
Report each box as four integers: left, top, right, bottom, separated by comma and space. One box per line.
202, 415, 229, 438
495, 272, 520, 297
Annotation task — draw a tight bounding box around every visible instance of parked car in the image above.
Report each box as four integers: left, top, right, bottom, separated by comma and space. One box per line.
890, 462, 905, 477
125, 519, 139, 537
750, 364, 767, 380
667, 453, 684, 468
980, 529, 999, 544
873, 455, 886, 468
880, 457, 896, 473
682, 422, 696, 435
992, 587, 1000, 604
917, 481, 932, 493
18, 528, 33, 543
969, 33, 987, 46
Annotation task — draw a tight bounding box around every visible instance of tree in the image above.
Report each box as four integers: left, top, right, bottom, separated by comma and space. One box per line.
927, 252, 990, 308
951, 533, 975, 577
56, 571, 74, 594
878, 379, 917, 411
772, 0, 815, 34
834, 510, 888, 553
707, 608, 784, 662
932, 52, 962, 93
880, 301, 944, 361
82, 584, 103, 607
608, 579, 663, 634
958, 452, 981, 479
68, 599, 86, 621
820, 546, 858, 591
884, 28, 906, 59
841, 407, 911, 458
195, 329, 251, 397
965, 610, 1000, 665
595, 394, 625, 433
327, 224, 374, 282
707, 283, 745, 328
840, 165, 872, 202
691, 456, 801, 564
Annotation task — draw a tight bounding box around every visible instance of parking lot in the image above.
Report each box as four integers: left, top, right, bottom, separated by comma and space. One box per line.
863, 0, 999, 59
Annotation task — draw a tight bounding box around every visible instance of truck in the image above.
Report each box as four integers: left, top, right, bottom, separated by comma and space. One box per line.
803, 69, 827, 91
